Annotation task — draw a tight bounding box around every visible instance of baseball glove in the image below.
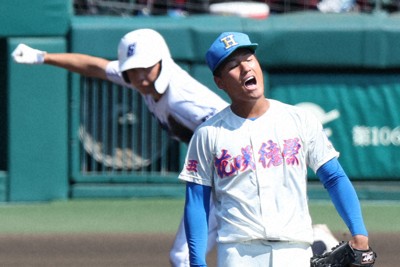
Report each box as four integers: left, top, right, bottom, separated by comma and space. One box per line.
310, 241, 377, 267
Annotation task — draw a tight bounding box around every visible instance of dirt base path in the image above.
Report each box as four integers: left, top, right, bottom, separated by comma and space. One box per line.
0, 232, 393, 266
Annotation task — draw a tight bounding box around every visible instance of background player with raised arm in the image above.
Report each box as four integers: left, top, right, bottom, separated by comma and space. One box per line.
12, 29, 340, 266
179, 32, 374, 266
12, 29, 227, 144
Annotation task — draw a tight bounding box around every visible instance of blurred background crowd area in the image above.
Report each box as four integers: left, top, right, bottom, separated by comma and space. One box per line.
73, 0, 400, 17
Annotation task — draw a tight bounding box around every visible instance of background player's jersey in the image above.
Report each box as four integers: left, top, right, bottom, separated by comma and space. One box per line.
105, 58, 229, 143
179, 99, 339, 244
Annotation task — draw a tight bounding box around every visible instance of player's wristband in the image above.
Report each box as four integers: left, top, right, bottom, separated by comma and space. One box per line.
36, 51, 46, 64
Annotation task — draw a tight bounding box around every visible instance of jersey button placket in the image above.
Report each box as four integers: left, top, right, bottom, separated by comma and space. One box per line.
248, 124, 269, 236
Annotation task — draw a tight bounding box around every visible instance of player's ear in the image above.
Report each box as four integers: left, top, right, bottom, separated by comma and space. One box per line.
214, 76, 225, 90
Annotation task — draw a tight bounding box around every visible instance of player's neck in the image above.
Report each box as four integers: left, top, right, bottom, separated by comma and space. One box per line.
149, 87, 163, 102
231, 98, 270, 119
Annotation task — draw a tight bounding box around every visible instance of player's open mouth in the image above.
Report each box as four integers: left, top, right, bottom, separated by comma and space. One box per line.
244, 76, 257, 89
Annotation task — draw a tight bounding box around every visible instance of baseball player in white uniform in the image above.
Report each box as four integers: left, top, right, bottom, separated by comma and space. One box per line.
179, 32, 371, 266
12, 29, 341, 266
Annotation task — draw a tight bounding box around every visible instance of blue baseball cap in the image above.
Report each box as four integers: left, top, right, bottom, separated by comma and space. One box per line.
206, 32, 258, 73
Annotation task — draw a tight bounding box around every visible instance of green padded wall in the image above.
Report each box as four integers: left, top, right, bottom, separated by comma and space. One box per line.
7, 38, 69, 201
257, 12, 400, 69
0, 39, 7, 173
70, 15, 254, 62
0, 0, 71, 37
71, 13, 400, 68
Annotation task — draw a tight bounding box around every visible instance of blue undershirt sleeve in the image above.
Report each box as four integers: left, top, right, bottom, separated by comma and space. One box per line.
316, 158, 368, 236
184, 182, 211, 267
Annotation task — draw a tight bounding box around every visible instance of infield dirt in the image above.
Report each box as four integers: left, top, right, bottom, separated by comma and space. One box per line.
0, 232, 394, 266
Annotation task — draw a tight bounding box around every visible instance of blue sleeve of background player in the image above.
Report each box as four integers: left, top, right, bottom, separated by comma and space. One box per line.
184, 182, 211, 267
316, 158, 368, 236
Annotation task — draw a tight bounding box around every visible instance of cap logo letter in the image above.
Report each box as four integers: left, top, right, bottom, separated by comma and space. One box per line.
127, 43, 136, 57
220, 35, 238, 50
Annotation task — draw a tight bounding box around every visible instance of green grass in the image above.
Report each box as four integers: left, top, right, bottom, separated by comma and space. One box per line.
310, 200, 400, 233
0, 199, 185, 234
0, 199, 398, 234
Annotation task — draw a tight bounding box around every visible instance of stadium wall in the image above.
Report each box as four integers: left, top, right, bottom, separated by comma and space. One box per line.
1, 0, 71, 202
1, 1, 400, 201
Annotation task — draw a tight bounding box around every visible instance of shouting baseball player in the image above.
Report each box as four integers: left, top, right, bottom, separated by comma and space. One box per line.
12, 29, 347, 266
179, 32, 376, 266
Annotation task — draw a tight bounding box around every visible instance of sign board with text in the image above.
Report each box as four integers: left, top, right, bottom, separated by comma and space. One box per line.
269, 72, 400, 180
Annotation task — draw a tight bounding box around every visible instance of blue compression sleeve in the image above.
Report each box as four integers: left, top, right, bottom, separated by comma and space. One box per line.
317, 158, 368, 236
184, 182, 211, 267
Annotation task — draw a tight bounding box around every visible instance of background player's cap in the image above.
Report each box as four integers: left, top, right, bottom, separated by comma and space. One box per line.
206, 32, 258, 73
118, 29, 171, 73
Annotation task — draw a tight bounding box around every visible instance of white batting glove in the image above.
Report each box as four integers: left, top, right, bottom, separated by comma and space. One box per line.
11, 44, 46, 64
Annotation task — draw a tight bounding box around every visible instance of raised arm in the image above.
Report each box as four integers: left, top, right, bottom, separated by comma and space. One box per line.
12, 43, 110, 80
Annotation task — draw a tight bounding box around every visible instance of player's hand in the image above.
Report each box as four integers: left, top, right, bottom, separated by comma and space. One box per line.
349, 234, 369, 250
11, 44, 46, 64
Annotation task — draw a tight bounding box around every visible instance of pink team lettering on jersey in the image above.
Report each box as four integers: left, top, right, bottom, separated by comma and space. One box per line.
258, 140, 283, 168
234, 146, 256, 171
186, 159, 198, 172
215, 149, 236, 178
213, 137, 302, 178
216, 146, 256, 178
282, 138, 300, 165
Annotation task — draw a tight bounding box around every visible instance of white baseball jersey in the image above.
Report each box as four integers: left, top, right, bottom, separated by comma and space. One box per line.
179, 99, 339, 244
105, 58, 229, 143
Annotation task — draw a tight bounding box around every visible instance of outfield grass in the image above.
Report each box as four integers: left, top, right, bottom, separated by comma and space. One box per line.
0, 199, 398, 234
309, 200, 400, 233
